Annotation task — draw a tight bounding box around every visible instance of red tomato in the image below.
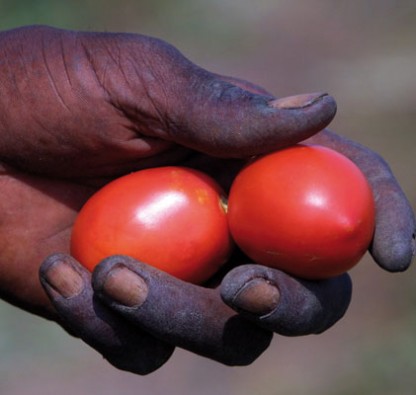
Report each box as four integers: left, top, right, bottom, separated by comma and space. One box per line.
71, 167, 232, 284
227, 144, 375, 280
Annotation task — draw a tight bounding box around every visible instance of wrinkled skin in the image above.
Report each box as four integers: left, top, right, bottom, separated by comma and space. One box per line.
0, 26, 414, 374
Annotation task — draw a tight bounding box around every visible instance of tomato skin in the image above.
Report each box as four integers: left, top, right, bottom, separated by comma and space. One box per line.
71, 167, 232, 284
227, 144, 375, 280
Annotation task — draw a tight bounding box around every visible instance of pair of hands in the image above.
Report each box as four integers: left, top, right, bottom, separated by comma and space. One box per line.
0, 25, 414, 374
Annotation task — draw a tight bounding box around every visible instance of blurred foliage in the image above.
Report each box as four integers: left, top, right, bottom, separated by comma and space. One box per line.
0, 1, 415, 395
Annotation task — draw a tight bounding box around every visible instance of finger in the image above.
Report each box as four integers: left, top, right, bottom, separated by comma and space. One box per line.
39, 254, 174, 375
169, 84, 337, 158
308, 130, 415, 271
92, 255, 273, 366
220, 265, 352, 336
361, 155, 415, 271
86, 33, 337, 157
369, 171, 415, 271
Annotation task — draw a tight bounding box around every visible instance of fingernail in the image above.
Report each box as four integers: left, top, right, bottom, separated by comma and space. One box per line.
270, 92, 328, 109
232, 278, 280, 316
44, 260, 84, 298
102, 266, 148, 308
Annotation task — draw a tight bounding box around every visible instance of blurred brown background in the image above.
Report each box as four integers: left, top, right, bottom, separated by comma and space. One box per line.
0, 1, 415, 394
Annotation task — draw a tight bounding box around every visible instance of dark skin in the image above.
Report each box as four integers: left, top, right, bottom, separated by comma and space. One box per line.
0, 25, 414, 374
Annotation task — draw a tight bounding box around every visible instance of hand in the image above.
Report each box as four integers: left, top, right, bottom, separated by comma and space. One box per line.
0, 25, 335, 310
0, 25, 410, 374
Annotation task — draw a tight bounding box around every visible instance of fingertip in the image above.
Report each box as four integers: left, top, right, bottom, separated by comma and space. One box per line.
173, 80, 337, 158
371, 205, 415, 273
92, 255, 140, 289
221, 265, 352, 336
39, 253, 72, 277
220, 264, 281, 316
230, 278, 280, 316
371, 237, 415, 272
96, 264, 149, 309
39, 254, 86, 299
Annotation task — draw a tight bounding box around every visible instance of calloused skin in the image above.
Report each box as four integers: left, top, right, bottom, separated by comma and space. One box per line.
0, 26, 414, 374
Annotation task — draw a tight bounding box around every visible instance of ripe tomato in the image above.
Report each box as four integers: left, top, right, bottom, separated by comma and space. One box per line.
71, 166, 232, 284
227, 144, 375, 280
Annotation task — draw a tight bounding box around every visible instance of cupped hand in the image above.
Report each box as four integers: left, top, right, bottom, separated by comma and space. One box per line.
0, 25, 412, 374
0, 24, 334, 308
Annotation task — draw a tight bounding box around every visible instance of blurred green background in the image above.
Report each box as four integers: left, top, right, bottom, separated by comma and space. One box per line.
0, 1, 415, 394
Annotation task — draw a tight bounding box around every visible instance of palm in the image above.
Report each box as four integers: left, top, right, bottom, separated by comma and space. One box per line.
0, 167, 95, 316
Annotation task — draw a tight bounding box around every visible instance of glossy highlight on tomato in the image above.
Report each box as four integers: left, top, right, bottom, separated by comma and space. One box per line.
227, 144, 376, 280
71, 166, 232, 284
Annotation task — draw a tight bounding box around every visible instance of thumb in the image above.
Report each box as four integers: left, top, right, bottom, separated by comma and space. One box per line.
88, 32, 336, 159
97, 33, 336, 158
165, 73, 336, 157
